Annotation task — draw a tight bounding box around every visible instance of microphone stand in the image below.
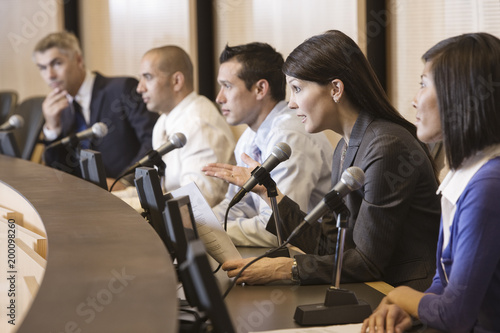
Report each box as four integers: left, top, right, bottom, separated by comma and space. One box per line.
143, 150, 167, 177
250, 166, 289, 258
294, 205, 372, 325
109, 150, 167, 191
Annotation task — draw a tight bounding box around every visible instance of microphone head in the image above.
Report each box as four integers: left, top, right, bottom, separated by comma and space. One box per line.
91, 122, 108, 138
9, 115, 24, 129
169, 132, 187, 148
341, 166, 365, 191
271, 142, 292, 162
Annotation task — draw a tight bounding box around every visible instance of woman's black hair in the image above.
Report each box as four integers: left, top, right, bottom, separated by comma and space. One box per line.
283, 30, 417, 136
283, 30, 438, 178
423, 32, 500, 169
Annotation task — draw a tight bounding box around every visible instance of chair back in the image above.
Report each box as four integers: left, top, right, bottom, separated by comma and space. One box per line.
13, 96, 45, 160
0, 91, 18, 123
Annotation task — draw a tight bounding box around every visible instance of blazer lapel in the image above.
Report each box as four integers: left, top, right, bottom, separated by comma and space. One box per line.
341, 112, 375, 173
89, 72, 106, 124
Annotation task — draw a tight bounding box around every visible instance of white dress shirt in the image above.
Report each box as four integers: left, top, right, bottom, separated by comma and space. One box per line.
152, 92, 235, 207
212, 101, 334, 247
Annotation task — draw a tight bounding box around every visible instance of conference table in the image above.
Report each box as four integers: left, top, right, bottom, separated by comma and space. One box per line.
217, 247, 389, 332
1, 154, 434, 333
0, 154, 177, 332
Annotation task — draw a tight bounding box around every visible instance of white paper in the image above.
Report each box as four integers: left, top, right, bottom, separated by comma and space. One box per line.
170, 182, 242, 264
111, 186, 143, 213
251, 323, 363, 333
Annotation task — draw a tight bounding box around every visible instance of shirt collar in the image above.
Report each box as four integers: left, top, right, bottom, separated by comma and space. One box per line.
69, 70, 95, 111
252, 100, 288, 150
167, 91, 197, 118
438, 143, 500, 204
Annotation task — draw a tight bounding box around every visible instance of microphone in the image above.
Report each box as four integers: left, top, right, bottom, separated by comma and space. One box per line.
304, 166, 365, 225
0, 115, 24, 131
122, 132, 187, 175
286, 166, 365, 243
47, 122, 108, 149
229, 142, 292, 207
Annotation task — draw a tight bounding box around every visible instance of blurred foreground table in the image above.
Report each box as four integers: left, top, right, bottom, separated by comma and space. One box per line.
0, 155, 177, 333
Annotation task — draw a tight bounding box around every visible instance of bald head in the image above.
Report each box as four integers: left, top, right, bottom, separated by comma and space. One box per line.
137, 46, 195, 113
145, 46, 194, 91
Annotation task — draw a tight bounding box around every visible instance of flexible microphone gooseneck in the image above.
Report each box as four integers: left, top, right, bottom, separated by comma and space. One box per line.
228, 142, 291, 208
46, 122, 108, 149
121, 132, 187, 176
287, 166, 365, 241
222, 166, 365, 298
109, 132, 187, 191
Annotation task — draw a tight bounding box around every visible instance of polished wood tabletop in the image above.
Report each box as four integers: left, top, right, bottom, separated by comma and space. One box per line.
216, 247, 387, 332
0, 155, 178, 332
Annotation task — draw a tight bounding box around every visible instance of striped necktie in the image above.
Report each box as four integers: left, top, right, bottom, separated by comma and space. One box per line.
251, 141, 262, 163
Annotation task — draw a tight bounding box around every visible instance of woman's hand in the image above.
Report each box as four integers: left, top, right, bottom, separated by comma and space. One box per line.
222, 256, 293, 285
361, 297, 412, 333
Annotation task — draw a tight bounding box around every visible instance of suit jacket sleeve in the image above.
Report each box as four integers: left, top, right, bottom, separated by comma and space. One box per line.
268, 129, 439, 287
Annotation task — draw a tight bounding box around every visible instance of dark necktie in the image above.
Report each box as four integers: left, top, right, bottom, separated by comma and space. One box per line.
73, 100, 89, 149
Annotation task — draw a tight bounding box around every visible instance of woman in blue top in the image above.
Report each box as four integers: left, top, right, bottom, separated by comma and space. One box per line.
362, 32, 500, 333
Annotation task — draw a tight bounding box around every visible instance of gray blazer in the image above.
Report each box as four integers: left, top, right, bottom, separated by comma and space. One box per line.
268, 112, 441, 291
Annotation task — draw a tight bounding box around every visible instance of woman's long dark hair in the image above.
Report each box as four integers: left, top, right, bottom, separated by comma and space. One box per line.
423, 32, 500, 170
283, 30, 437, 178
283, 30, 417, 136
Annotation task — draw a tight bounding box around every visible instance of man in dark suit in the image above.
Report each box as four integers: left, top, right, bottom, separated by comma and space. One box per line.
33, 31, 158, 184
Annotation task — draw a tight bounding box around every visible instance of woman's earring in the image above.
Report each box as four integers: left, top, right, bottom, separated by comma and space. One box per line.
334, 97, 339, 103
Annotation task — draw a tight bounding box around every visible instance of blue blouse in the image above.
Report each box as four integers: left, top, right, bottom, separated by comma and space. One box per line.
419, 157, 500, 332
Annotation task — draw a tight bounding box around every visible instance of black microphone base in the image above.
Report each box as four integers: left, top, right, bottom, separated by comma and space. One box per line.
264, 247, 290, 258
294, 288, 372, 326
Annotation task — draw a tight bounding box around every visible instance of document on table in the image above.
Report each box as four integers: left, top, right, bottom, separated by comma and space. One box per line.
251, 323, 363, 333
170, 182, 242, 264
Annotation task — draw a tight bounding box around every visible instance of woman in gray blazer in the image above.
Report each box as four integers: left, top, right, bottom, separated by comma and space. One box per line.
222, 30, 441, 292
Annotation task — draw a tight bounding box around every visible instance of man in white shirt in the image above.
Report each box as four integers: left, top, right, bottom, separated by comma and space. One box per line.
136, 45, 235, 207
203, 42, 334, 247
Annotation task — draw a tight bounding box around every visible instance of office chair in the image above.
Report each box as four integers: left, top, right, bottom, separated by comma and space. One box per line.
12, 96, 45, 160
0, 90, 18, 124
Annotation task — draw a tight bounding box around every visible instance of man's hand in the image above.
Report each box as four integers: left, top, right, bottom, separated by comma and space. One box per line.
202, 153, 268, 196
42, 87, 69, 130
222, 256, 293, 285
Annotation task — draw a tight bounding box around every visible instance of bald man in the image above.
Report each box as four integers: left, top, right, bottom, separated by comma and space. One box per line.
136, 46, 235, 207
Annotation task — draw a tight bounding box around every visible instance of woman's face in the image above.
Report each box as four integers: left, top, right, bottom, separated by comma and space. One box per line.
286, 75, 336, 133
413, 61, 443, 143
